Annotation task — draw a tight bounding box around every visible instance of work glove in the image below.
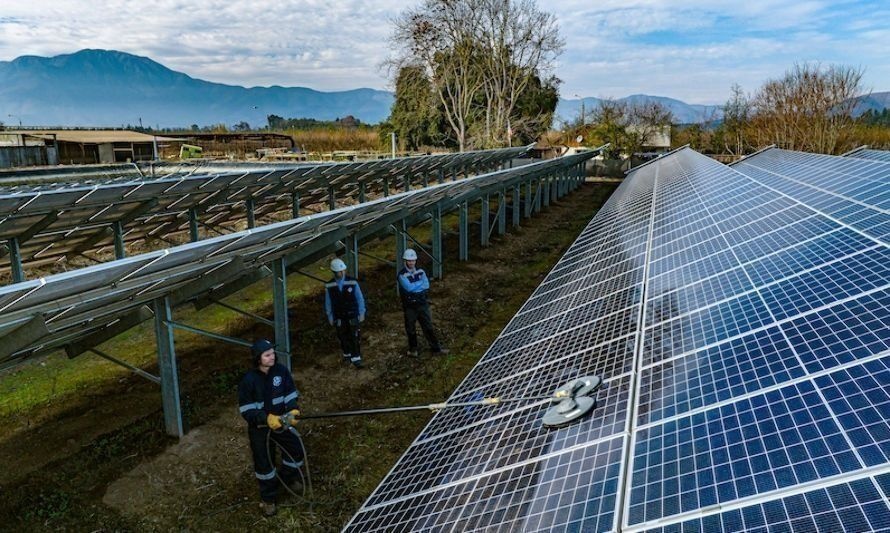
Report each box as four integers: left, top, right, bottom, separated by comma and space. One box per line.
266, 412, 283, 431
358, 314, 365, 323
287, 409, 301, 427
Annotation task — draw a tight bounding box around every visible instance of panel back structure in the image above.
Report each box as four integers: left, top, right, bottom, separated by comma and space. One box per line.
346, 147, 890, 532
0, 146, 527, 275
0, 150, 593, 370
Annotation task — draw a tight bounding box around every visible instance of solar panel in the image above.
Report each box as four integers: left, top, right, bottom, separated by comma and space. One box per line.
346, 147, 890, 531
0, 147, 528, 275
844, 148, 890, 163
0, 151, 594, 369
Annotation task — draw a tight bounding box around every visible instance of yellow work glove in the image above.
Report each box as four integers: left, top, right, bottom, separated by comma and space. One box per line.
266, 412, 283, 430
287, 409, 301, 427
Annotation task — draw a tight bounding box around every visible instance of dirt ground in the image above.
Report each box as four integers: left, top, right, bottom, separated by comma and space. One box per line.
0, 183, 617, 532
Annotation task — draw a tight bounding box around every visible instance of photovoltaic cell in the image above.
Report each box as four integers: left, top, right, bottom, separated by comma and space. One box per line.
347, 147, 890, 532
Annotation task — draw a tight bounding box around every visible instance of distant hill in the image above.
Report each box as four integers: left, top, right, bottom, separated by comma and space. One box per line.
0, 49, 395, 127
3, 50, 885, 128
853, 92, 890, 115
556, 94, 723, 125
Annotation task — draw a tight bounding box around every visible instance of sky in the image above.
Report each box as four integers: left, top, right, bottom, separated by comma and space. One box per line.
0, 0, 888, 104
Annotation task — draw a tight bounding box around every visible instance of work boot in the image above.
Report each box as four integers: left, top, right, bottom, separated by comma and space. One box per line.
260, 501, 277, 517
406, 349, 419, 357
350, 355, 364, 368
342, 353, 351, 364
432, 347, 449, 356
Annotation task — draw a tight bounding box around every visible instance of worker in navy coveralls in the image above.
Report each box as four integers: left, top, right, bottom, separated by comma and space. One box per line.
324, 257, 366, 368
397, 248, 448, 357
237, 339, 304, 516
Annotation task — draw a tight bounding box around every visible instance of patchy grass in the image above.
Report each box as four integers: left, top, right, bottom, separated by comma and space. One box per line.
0, 183, 617, 531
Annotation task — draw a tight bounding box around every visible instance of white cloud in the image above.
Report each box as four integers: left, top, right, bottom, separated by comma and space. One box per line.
0, 0, 887, 102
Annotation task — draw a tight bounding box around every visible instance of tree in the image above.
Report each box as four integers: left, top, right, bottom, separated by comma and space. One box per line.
587, 99, 672, 158
477, 0, 564, 147
748, 63, 865, 154
390, 0, 562, 151
232, 121, 251, 131
722, 83, 751, 156
390, 65, 440, 150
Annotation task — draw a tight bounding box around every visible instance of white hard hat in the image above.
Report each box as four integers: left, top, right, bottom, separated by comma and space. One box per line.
403, 248, 418, 261
330, 258, 347, 272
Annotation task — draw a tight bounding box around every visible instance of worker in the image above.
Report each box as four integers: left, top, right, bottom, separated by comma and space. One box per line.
397, 248, 448, 357
324, 257, 366, 368
237, 339, 304, 517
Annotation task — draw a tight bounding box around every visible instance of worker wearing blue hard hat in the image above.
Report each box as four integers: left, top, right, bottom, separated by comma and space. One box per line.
324, 257, 366, 368
398, 248, 448, 357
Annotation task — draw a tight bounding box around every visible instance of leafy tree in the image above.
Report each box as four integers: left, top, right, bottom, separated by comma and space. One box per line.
389, 0, 562, 151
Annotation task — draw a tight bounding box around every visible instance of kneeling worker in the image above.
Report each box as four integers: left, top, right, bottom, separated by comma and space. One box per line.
398, 248, 448, 357
237, 339, 303, 517
324, 257, 366, 368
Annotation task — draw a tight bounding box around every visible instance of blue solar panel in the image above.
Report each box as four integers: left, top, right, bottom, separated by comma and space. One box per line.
346, 147, 890, 532
846, 148, 890, 163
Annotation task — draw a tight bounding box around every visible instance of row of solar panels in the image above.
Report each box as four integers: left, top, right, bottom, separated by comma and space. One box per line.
0, 150, 596, 370
0, 146, 528, 274
346, 147, 889, 531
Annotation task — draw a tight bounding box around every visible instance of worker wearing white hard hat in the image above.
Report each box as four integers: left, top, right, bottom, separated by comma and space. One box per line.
324, 257, 366, 368
397, 248, 447, 357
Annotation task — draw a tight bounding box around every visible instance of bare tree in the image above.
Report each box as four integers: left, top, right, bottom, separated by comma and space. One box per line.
477, 0, 563, 147
390, 0, 563, 151
722, 83, 751, 156
391, 0, 486, 151
748, 63, 866, 154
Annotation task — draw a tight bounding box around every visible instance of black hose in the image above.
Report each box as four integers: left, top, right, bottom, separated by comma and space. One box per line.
264, 426, 316, 510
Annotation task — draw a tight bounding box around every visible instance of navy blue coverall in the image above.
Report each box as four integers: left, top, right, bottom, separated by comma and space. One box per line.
237, 363, 304, 502
398, 266, 442, 352
324, 275, 366, 365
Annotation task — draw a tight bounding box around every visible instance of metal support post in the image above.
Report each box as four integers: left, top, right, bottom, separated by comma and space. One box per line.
432, 206, 443, 279
272, 257, 291, 370
404, 173, 412, 193
536, 179, 543, 212
383, 177, 390, 197
188, 207, 200, 242
292, 192, 301, 218
551, 173, 559, 203
422, 173, 429, 188
246, 198, 256, 228
345, 234, 359, 278
8, 238, 24, 283
543, 177, 551, 207
480, 195, 490, 247
153, 296, 184, 437
497, 189, 506, 235
437, 168, 445, 184
327, 187, 336, 210
358, 182, 366, 203
525, 180, 533, 218
395, 220, 407, 273
459, 202, 469, 261
113, 221, 126, 259
512, 185, 521, 227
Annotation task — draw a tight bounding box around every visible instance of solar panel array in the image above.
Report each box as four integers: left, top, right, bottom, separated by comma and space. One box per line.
346, 147, 890, 532
0, 147, 526, 273
845, 148, 890, 163
0, 151, 593, 369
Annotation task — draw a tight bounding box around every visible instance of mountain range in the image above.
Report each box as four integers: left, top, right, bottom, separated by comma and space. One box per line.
0, 50, 886, 128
